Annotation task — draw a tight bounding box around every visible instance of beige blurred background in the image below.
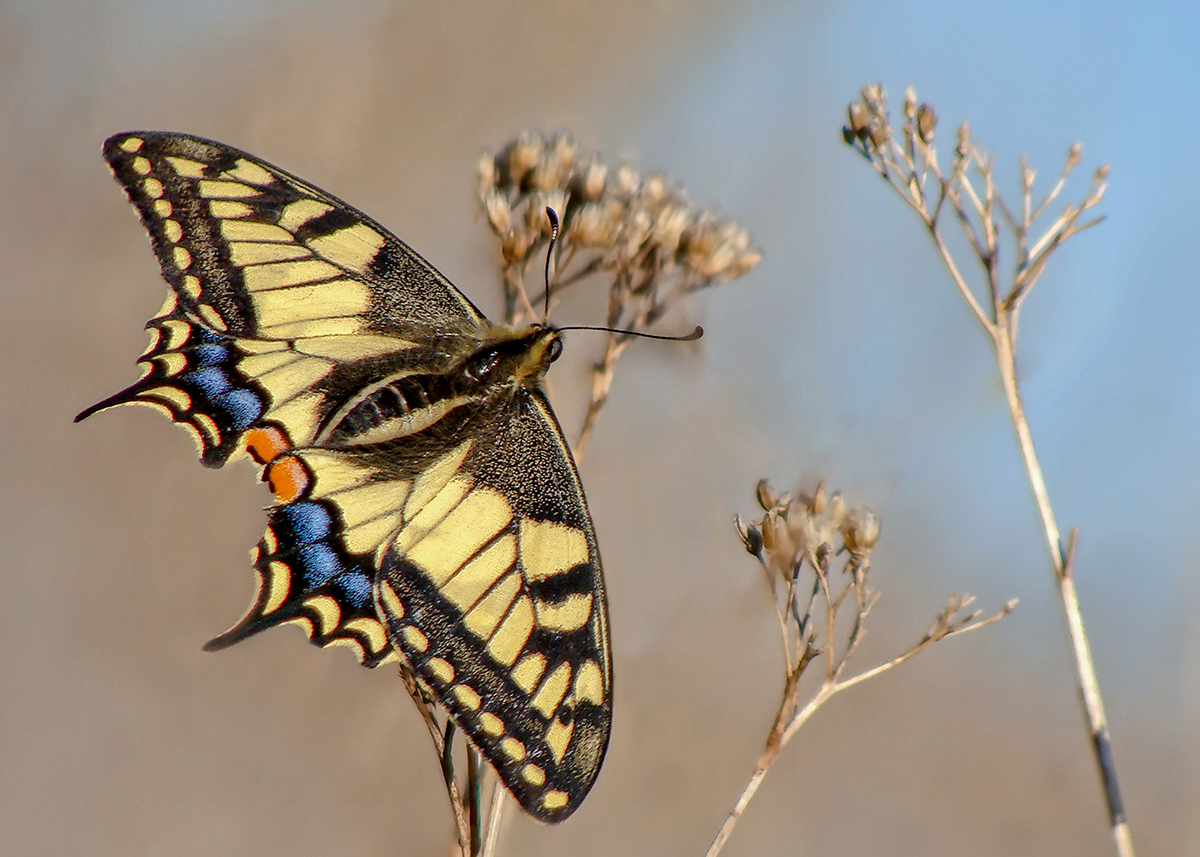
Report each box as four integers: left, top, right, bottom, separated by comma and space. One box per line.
3, 1, 1197, 855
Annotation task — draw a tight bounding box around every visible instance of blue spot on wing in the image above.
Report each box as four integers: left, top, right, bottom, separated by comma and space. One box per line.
335, 571, 373, 607
191, 343, 228, 367
216, 388, 264, 429
298, 543, 341, 586
186, 367, 232, 398
277, 503, 334, 545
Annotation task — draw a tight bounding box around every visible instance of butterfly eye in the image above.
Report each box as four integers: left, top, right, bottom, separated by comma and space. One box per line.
466, 351, 501, 381
547, 337, 563, 363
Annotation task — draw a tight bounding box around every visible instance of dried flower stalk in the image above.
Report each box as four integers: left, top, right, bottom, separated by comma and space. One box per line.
706, 481, 1014, 857
844, 84, 1131, 857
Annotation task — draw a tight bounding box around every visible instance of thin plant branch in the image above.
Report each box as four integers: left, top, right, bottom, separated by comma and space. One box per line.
843, 83, 1129, 857
718, 481, 1015, 857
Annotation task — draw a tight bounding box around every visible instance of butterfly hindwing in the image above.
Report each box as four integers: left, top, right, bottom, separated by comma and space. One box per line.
80, 132, 613, 823
374, 389, 611, 823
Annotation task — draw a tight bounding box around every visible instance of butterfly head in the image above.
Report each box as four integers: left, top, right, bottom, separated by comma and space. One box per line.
466, 324, 563, 391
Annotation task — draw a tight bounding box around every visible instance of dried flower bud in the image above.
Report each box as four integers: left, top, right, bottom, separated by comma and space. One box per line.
861, 84, 883, 112
726, 249, 762, 279
1095, 163, 1110, 180
734, 515, 763, 556
504, 132, 543, 188
868, 121, 890, 149
847, 102, 870, 139
651, 204, 691, 253
841, 509, 881, 556
956, 121, 970, 157
642, 173, 669, 205
904, 85, 917, 121
761, 510, 798, 572
916, 103, 936, 143
756, 479, 778, 511
616, 164, 640, 195
484, 189, 511, 235
810, 483, 827, 515
576, 160, 608, 200
1020, 155, 1035, 192
476, 153, 497, 200
522, 190, 568, 236
1067, 141, 1083, 170
501, 229, 533, 264
567, 200, 620, 249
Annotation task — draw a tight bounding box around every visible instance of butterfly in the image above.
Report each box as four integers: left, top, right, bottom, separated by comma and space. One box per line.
76, 132, 611, 823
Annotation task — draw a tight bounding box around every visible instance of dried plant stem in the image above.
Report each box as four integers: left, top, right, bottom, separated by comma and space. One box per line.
926, 164, 1130, 857
844, 83, 1129, 856
576, 333, 627, 456
480, 781, 507, 857
993, 327, 1132, 856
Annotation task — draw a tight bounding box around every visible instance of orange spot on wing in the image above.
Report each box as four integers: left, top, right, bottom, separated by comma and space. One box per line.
245, 425, 292, 464
266, 455, 311, 503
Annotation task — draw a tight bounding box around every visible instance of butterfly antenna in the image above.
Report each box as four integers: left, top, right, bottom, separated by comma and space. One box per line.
543, 207, 559, 325
543, 206, 702, 344
557, 323, 704, 343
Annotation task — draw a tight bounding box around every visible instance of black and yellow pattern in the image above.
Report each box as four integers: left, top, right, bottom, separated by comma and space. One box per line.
77, 132, 611, 822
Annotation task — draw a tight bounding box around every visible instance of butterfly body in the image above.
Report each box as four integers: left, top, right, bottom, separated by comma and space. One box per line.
78, 132, 610, 822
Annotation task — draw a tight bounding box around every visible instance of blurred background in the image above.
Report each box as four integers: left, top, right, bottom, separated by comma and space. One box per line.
3, 1, 1196, 855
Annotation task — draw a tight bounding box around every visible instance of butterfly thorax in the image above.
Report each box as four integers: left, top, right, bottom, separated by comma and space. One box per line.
323, 325, 562, 449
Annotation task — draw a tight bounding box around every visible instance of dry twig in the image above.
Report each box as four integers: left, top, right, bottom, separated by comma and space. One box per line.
706, 481, 1015, 857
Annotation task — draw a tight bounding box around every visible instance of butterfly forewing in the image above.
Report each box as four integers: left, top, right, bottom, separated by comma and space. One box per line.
78, 131, 612, 823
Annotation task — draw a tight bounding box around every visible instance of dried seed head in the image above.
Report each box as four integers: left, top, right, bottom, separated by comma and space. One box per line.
841, 508, 881, 557
916, 103, 937, 143
616, 164, 640, 195
484, 188, 512, 235
956, 121, 971, 157
1020, 154, 1035, 192
567, 200, 621, 249
1095, 163, 1110, 180
504, 132, 544, 188
1067, 141, 1083, 170
574, 160, 608, 200
482, 129, 757, 350
476, 152, 497, 200
847, 102, 870, 139
734, 515, 764, 557
756, 479, 778, 511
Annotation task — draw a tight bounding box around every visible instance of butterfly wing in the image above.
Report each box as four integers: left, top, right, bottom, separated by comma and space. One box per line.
79, 131, 489, 465
373, 387, 611, 823
77, 132, 490, 664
